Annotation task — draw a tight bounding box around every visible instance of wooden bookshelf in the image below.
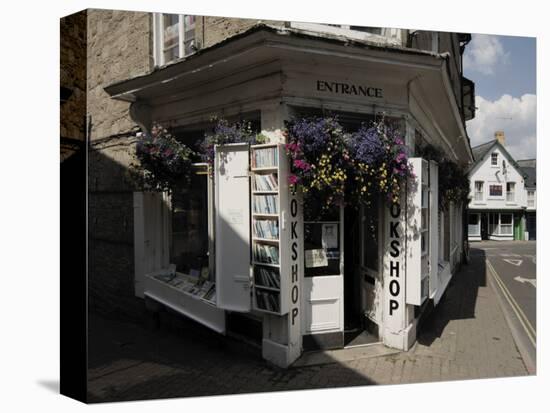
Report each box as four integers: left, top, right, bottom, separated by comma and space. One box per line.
250, 143, 289, 315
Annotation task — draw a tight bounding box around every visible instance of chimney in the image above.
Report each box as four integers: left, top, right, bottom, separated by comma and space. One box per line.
495, 131, 505, 145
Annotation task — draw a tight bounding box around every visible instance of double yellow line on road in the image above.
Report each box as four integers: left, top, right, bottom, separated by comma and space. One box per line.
486, 259, 536, 347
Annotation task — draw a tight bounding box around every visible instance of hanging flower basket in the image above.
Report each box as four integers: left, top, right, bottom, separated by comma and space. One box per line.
200, 118, 267, 174
285, 116, 412, 211
129, 124, 195, 193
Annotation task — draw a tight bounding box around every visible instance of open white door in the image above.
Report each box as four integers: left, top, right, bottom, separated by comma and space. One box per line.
302, 207, 344, 337
133, 191, 170, 298
214, 144, 252, 312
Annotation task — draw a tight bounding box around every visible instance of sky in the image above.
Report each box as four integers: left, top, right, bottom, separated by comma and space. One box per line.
463, 34, 536, 160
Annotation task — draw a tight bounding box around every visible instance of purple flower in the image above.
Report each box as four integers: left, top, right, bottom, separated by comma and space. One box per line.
348, 126, 385, 165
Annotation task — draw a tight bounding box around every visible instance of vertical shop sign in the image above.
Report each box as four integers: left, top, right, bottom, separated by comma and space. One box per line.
388, 202, 402, 316
383, 196, 408, 350
289, 195, 299, 326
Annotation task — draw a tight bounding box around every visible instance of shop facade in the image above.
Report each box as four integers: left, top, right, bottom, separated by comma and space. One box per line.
103, 22, 474, 367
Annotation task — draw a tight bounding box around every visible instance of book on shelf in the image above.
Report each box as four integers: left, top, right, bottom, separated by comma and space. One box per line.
202, 285, 216, 302
252, 173, 278, 192
253, 195, 278, 214
253, 243, 280, 264
252, 147, 279, 168
254, 266, 280, 289
253, 218, 279, 239
255, 289, 280, 312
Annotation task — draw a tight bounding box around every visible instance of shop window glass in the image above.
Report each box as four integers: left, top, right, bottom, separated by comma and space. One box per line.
304, 200, 340, 277
500, 213, 513, 235
468, 213, 479, 236
170, 166, 209, 276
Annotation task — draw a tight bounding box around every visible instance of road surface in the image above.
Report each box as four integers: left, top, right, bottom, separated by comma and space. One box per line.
470, 240, 536, 372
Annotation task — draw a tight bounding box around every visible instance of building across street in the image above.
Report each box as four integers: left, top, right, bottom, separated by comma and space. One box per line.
467, 131, 537, 241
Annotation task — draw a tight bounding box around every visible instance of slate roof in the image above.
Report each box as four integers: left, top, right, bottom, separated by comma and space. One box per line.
521, 164, 537, 188
471, 139, 497, 162
470, 139, 525, 177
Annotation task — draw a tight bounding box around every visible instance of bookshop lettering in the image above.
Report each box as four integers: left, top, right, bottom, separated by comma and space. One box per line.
106, 25, 469, 368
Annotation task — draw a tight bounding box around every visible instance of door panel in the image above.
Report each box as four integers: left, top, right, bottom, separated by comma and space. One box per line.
301, 209, 344, 335
303, 275, 343, 333
215, 144, 252, 312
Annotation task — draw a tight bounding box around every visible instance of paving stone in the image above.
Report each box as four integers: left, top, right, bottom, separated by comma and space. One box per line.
87, 251, 529, 402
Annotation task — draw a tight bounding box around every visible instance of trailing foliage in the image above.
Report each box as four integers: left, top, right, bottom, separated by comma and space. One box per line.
285, 116, 413, 211
416, 144, 470, 211
200, 117, 267, 174
129, 124, 195, 193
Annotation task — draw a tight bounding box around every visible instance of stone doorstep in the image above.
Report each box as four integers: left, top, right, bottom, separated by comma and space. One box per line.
292, 343, 401, 368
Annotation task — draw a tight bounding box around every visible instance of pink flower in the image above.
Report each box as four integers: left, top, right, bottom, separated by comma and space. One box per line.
294, 159, 311, 171
288, 175, 299, 185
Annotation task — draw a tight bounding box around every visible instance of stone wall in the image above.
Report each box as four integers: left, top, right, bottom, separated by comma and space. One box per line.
87, 9, 152, 320
198, 15, 284, 48
87, 9, 152, 141
60, 10, 87, 161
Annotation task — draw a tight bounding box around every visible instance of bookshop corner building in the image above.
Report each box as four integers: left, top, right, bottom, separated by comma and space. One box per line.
82, 12, 476, 368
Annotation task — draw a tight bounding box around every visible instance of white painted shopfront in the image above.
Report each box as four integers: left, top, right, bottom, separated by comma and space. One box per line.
468, 140, 528, 241
106, 25, 471, 367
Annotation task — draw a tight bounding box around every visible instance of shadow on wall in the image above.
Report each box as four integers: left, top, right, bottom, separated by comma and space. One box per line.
88, 140, 144, 322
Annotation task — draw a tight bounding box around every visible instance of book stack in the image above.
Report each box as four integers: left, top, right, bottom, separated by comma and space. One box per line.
255, 290, 280, 313
250, 143, 286, 315
253, 243, 280, 264
253, 219, 279, 239
253, 195, 278, 214
252, 147, 279, 168
254, 266, 280, 289
253, 174, 278, 191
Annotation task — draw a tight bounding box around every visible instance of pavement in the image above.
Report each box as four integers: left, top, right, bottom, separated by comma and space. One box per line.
87, 244, 531, 403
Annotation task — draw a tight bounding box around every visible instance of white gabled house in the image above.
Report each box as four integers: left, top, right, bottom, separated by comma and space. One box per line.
468, 132, 533, 241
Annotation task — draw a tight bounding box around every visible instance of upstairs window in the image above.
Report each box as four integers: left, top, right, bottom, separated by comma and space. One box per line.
289, 22, 402, 45
153, 14, 196, 66
489, 184, 502, 197
491, 152, 498, 166
474, 181, 484, 201
527, 190, 535, 207
506, 182, 515, 202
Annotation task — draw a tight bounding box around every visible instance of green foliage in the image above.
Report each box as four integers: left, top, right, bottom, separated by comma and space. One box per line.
128, 124, 195, 193
416, 144, 470, 210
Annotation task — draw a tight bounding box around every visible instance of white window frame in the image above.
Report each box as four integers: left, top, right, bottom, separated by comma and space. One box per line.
499, 213, 513, 236
491, 152, 498, 166
153, 13, 196, 66
506, 182, 515, 203
489, 184, 503, 198
474, 181, 484, 201
527, 190, 535, 207
468, 213, 480, 237
289, 22, 403, 46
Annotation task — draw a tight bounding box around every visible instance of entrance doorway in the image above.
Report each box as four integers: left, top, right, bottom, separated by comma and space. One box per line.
343, 201, 381, 347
